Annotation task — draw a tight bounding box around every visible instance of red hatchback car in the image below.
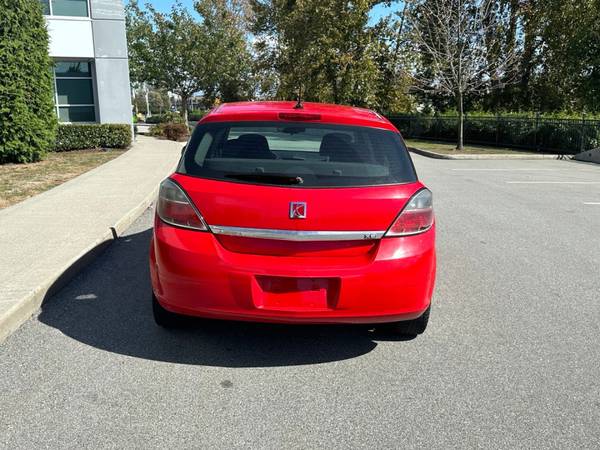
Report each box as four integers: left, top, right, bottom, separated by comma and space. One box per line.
150, 101, 436, 335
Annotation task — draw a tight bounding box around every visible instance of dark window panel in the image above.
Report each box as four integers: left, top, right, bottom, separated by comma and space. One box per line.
54, 61, 91, 78
59, 106, 96, 123
56, 79, 94, 105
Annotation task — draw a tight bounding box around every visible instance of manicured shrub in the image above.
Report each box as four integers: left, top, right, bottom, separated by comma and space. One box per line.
0, 0, 58, 164
149, 122, 189, 141
54, 124, 132, 151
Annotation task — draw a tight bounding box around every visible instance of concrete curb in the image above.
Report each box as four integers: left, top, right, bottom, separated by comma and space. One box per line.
0, 147, 178, 344
0, 185, 162, 345
573, 148, 600, 164
408, 146, 562, 160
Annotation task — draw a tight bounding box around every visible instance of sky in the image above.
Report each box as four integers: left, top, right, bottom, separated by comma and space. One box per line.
141, 1, 403, 24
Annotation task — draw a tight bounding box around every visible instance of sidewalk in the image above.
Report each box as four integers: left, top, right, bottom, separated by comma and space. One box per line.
0, 135, 182, 343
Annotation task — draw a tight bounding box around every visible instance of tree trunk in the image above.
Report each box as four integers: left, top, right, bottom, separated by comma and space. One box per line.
457, 91, 464, 151
180, 94, 189, 126
132, 86, 138, 115
145, 84, 152, 118
332, 78, 339, 105
520, 4, 539, 108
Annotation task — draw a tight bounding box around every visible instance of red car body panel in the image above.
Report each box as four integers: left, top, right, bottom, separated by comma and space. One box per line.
172, 174, 418, 233
150, 102, 436, 324
200, 101, 399, 132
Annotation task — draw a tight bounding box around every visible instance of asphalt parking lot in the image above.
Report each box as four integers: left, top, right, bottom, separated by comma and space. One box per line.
1, 155, 599, 449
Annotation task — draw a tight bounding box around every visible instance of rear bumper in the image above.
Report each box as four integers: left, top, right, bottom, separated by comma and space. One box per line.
150, 219, 436, 324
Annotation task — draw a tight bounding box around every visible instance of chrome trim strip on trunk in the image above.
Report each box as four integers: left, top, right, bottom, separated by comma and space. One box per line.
210, 225, 386, 241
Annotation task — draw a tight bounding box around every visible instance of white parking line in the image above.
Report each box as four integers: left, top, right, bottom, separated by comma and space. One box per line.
506, 181, 600, 185
452, 168, 559, 171
583, 202, 600, 205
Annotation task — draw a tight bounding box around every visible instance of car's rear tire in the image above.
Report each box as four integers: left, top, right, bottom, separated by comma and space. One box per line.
152, 293, 183, 328
381, 306, 430, 336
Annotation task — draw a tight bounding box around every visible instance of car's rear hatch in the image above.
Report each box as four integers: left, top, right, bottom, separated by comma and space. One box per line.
173, 119, 420, 257
172, 173, 421, 257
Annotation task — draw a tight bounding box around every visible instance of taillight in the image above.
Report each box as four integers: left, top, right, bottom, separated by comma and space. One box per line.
156, 179, 208, 231
385, 189, 434, 237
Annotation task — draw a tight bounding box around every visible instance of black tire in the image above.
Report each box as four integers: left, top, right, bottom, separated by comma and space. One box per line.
382, 306, 430, 336
152, 293, 183, 328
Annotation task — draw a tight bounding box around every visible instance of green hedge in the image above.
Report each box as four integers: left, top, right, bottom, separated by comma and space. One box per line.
0, 0, 57, 164
54, 124, 132, 151
388, 115, 600, 154
407, 110, 600, 120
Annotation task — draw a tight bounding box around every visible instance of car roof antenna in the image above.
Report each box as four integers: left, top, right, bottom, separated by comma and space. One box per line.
293, 86, 303, 109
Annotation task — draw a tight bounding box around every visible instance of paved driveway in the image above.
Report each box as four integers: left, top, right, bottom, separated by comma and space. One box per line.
1, 156, 599, 449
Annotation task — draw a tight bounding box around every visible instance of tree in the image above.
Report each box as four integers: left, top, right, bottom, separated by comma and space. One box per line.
464, 0, 600, 115
509, 0, 539, 111
133, 87, 171, 115
481, 0, 580, 113
194, 0, 255, 105
534, 0, 600, 113
125, 0, 153, 86
407, 0, 519, 149
0, 0, 57, 163
250, 0, 385, 106
149, 89, 172, 114
372, 5, 416, 113
125, 1, 208, 123
125, 1, 152, 116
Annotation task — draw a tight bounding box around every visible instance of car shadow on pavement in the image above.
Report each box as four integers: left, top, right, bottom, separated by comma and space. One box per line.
38, 225, 413, 368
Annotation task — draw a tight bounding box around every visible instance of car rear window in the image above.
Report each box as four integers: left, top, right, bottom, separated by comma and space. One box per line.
178, 121, 417, 187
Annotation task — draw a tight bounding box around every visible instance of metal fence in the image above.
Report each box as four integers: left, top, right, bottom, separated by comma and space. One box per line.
387, 115, 600, 154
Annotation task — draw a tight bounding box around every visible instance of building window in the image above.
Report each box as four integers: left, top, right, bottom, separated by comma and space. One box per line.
41, 0, 89, 17
54, 61, 96, 122
40, 0, 50, 14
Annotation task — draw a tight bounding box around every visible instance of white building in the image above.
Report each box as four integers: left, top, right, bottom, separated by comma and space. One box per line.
41, 0, 132, 124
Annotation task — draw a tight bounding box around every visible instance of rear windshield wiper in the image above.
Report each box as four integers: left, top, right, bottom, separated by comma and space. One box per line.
225, 173, 304, 185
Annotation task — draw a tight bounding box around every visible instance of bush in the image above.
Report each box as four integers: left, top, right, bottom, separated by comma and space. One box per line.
54, 124, 132, 151
144, 115, 164, 124
0, 0, 57, 164
147, 123, 165, 137
188, 110, 207, 121
149, 122, 189, 141
144, 111, 185, 124
163, 123, 189, 140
